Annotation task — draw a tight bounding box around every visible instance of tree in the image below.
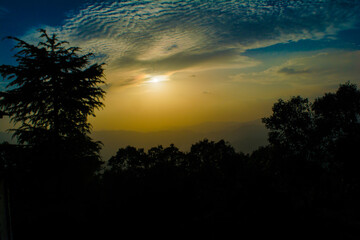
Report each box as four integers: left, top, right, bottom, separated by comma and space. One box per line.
262, 96, 315, 158
0, 30, 106, 239
0, 29, 105, 150
262, 83, 360, 203
262, 83, 360, 169
313, 82, 360, 143
107, 146, 147, 173
313, 82, 360, 181
147, 144, 185, 168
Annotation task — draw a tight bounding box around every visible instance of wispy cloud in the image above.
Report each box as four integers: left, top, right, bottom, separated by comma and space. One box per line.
278, 67, 311, 75
21, 0, 360, 87
231, 51, 360, 86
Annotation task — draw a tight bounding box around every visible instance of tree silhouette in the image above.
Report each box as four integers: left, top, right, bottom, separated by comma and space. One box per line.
0, 30, 106, 239
107, 146, 147, 174
260, 83, 360, 239
262, 82, 360, 172
262, 96, 315, 157
313, 82, 360, 184
0, 29, 105, 148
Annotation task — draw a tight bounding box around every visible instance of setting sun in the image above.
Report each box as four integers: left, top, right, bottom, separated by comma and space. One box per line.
147, 75, 168, 83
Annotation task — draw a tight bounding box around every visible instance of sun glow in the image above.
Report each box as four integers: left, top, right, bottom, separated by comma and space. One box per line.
147, 75, 168, 83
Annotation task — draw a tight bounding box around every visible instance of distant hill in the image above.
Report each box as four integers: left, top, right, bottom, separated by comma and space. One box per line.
92, 119, 268, 160
0, 120, 269, 161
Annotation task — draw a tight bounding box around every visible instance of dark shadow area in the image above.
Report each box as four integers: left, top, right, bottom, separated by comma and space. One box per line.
1, 31, 360, 239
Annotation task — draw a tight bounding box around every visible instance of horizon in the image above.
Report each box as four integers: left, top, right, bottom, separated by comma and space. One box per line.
1, 118, 268, 160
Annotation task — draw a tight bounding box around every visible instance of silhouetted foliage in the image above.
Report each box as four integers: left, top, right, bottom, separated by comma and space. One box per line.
0, 30, 106, 239
262, 96, 314, 155
0, 29, 105, 147
0, 29, 105, 181
262, 82, 360, 179
259, 82, 360, 239
313, 82, 360, 177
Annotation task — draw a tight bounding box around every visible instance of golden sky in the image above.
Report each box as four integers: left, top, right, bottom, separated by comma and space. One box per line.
1, 1, 360, 132
89, 50, 360, 132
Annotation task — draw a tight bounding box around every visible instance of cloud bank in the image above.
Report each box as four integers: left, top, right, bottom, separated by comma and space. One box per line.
23, 0, 360, 86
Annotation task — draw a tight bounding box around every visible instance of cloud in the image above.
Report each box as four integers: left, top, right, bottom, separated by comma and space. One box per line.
112, 48, 259, 73
21, 0, 360, 87
231, 51, 360, 86
278, 67, 311, 75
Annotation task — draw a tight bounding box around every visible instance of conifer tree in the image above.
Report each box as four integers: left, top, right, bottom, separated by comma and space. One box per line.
0, 29, 105, 155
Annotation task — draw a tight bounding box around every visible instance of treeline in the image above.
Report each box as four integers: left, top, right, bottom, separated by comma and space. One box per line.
2, 83, 360, 239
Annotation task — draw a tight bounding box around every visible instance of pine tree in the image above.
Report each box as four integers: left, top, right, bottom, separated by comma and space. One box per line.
0, 29, 105, 151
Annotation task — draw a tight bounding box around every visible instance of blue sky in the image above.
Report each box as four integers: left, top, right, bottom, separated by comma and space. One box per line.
1, 0, 360, 131
0, 0, 88, 63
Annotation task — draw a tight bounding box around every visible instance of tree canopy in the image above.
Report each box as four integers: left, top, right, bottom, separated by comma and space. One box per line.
0, 29, 105, 146
262, 82, 360, 180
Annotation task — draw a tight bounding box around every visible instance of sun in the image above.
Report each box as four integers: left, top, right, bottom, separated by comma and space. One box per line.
147, 75, 168, 83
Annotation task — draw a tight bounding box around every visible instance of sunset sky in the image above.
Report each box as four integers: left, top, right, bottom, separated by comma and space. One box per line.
1, 0, 360, 132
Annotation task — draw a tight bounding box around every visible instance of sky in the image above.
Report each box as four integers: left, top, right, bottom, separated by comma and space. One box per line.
1, 0, 360, 132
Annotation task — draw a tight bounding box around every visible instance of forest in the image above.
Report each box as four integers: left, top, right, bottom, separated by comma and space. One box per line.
1, 31, 360, 239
